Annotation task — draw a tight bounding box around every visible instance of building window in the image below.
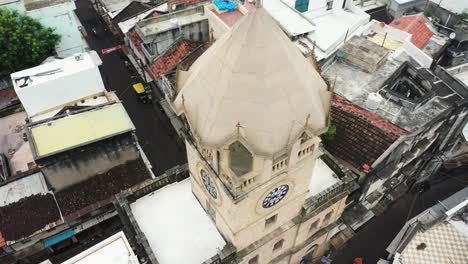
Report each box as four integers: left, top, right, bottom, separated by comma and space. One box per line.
309, 219, 319, 233
294, 0, 309, 12
248, 255, 259, 264
229, 141, 253, 176
300, 132, 310, 144
273, 239, 284, 251
265, 214, 278, 227
326, 0, 333, 10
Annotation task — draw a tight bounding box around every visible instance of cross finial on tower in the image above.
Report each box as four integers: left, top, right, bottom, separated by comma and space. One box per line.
236, 122, 243, 136
305, 114, 311, 127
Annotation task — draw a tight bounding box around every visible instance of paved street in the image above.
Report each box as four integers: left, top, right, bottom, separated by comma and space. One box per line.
331, 167, 468, 264
74, 0, 187, 175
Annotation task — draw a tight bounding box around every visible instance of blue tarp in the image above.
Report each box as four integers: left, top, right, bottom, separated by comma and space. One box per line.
214, 0, 236, 12
43, 229, 74, 248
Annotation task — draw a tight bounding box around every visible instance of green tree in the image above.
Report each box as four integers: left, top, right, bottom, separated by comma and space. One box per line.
0, 8, 60, 72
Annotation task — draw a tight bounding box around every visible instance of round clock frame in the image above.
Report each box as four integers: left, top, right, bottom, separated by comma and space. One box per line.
200, 169, 218, 199
262, 184, 289, 208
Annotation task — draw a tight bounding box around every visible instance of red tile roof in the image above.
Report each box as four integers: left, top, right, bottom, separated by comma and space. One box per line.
324, 95, 407, 172
150, 40, 201, 78
244, 3, 255, 10
213, 9, 244, 27
389, 15, 433, 48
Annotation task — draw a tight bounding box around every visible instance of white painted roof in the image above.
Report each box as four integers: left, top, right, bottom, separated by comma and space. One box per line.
308, 158, 340, 197
131, 179, 226, 264
0, 172, 48, 207
62, 231, 139, 264
429, 0, 468, 14
263, 0, 315, 37
11, 51, 105, 118
173, 8, 331, 155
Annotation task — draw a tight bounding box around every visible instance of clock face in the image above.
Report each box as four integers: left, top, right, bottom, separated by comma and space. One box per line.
262, 184, 289, 208
201, 169, 218, 199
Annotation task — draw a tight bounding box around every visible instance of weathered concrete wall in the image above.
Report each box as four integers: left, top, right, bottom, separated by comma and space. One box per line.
40, 133, 139, 191
142, 19, 209, 59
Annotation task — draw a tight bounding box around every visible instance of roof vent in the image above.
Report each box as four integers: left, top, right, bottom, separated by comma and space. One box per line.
75, 54, 83, 61
394, 20, 401, 25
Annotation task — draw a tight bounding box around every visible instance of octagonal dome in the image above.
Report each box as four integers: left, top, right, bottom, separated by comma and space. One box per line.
173, 8, 332, 155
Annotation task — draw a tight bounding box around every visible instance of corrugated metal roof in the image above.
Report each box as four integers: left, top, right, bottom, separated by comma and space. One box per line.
30, 103, 134, 158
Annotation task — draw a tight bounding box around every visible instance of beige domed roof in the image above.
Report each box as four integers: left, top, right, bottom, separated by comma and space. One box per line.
173, 8, 332, 155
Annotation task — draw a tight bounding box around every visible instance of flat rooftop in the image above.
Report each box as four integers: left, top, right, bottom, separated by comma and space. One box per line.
0, 172, 48, 207
0, 112, 34, 175
429, 0, 467, 14
323, 56, 465, 132
118, 4, 167, 34
305, 8, 369, 59
29, 103, 135, 159
11, 51, 105, 118
137, 8, 207, 37
130, 178, 226, 264
62, 231, 139, 264
308, 158, 340, 197
263, 0, 315, 37
23, 0, 70, 10
100, 0, 132, 15
0, 192, 61, 241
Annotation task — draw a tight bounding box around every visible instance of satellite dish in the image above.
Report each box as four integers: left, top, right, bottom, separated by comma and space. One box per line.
449, 32, 456, 39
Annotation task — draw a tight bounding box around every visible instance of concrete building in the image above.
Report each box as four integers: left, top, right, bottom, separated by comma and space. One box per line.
387, 0, 426, 18
11, 51, 105, 121
0, 52, 153, 263
126, 7, 358, 264
383, 186, 468, 264
321, 34, 468, 228
0, 0, 88, 58
261, 0, 370, 64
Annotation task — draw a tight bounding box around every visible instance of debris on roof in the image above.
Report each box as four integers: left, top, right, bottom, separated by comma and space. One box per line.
0, 193, 61, 241
338, 36, 390, 72
55, 158, 151, 216
150, 40, 202, 78
0, 87, 18, 110
324, 95, 407, 171
0, 172, 48, 207
389, 15, 433, 49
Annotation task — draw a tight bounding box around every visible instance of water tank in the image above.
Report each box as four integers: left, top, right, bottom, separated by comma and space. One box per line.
365, 92, 383, 111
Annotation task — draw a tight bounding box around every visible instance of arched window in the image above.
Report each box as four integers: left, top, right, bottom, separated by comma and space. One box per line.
229, 141, 253, 176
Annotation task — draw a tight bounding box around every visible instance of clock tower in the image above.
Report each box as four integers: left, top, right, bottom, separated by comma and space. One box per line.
170, 7, 341, 264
